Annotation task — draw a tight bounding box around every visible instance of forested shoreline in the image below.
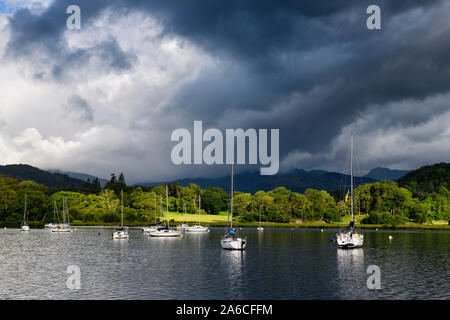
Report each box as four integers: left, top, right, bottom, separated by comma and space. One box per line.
0, 163, 449, 228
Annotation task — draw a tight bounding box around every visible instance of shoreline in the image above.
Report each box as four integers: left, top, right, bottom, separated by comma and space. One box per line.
67, 221, 450, 231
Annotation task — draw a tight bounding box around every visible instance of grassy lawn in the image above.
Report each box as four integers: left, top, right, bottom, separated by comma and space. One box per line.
165, 212, 229, 224
67, 212, 450, 231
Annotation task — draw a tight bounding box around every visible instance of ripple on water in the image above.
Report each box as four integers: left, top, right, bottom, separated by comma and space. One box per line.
0, 228, 449, 299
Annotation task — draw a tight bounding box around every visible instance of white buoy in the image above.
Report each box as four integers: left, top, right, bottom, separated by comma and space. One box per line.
375, 228, 378, 231
321, 229, 324, 232
388, 235, 393, 240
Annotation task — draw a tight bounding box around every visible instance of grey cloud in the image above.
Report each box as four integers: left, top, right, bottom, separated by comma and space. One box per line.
2, 0, 450, 180
66, 95, 94, 122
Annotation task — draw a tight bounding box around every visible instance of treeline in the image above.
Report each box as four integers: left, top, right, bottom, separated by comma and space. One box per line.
0, 166, 449, 227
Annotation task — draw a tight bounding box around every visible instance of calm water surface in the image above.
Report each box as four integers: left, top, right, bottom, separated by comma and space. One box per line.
0, 227, 449, 299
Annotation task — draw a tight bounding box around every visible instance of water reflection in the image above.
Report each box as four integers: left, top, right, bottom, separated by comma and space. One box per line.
1, 228, 450, 299
220, 250, 246, 299
336, 248, 366, 299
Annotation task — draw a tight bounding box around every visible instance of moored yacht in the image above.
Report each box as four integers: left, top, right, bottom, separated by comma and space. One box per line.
185, 195, 209, 233
45, 200, 60, 229
113, 190, 129, 239
257, 206, 264, 232
143, 194, 161, 233
21, 195, 30, 232
149, 186, 181, 237
176, 200, 190, 230
52, 197, 73, 232
220, 164, 246, 250
336, 135, 364, 249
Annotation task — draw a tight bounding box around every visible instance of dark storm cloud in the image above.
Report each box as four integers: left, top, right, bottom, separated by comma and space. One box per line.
3, 0, 449, 175
5, 1, 135, 80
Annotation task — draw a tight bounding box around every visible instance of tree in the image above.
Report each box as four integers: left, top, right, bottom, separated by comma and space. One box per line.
202, 187, 228, 214
104, 173, 117, 190
92, 177, 102, 194
115, 172, 127, 195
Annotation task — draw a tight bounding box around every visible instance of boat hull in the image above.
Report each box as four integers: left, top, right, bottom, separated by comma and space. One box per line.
336, 232, 364, 249
185, 226, 209, 233
221, 237, 246, 250
51, 228, 72, 232
112, 231, 129, 239
142, 227, 158, 233
149, 230, 182, 237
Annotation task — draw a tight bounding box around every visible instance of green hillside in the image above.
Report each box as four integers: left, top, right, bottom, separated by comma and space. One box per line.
398, 162, 450, 199
0, 164, 85, 188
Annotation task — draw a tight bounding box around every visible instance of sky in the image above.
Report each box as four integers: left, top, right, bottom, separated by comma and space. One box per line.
0, 0, 449, 183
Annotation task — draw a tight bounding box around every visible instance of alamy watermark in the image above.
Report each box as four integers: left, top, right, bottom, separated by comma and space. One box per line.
66, 5, 81, 30
366, 265, 381, 290
171, 121, 279, 175
66, 265, 81, 290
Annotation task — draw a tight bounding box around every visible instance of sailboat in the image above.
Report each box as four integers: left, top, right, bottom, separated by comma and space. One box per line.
142, 194, 160, 233
52, 197, 73, 232
21, 194, 30, 232
257, 205, 264, 231
45, 200, 59, 229
186, 195, 209, 233
149, 186, 182, 237
113, 190, 129, 239
221, 164, 246, 250
176, 200, 189, 230
336, 135, 364, 249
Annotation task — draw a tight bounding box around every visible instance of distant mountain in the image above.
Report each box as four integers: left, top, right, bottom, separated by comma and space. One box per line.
398, 162, 450, 198
0, 164, 85, 188
137, 168, 377, 194
49, 169, 108, 187
365, 167, 410, 181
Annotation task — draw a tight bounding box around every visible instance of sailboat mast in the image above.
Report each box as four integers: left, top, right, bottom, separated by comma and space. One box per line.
23, 194, 27, 222
183, 200, 186, 223
121, 189, 124, 227
350, 134, 354, 222
154, 194, 157, 225
230, 164, 234, 230
67, 197, 70, 225
198, 195, 201, 225
259, 205, 261, 227
63, 197, 66, 224
166, 185, 169, 227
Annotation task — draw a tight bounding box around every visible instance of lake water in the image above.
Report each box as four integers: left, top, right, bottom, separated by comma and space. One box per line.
0, 227, 449, 299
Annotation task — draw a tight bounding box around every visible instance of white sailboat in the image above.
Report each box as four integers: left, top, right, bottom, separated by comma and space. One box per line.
21, 194, 30, 232
221, 164, 246, 250
185, 195, 209, 233
149, 186, 182, 237
45, 200, 59, 229
52, 197, 72, 232
176, 200, 189, 230
142, 194, 160, 233
257, 205, 264, 232
336, 135, 364, 249
113, 190, 129, 239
